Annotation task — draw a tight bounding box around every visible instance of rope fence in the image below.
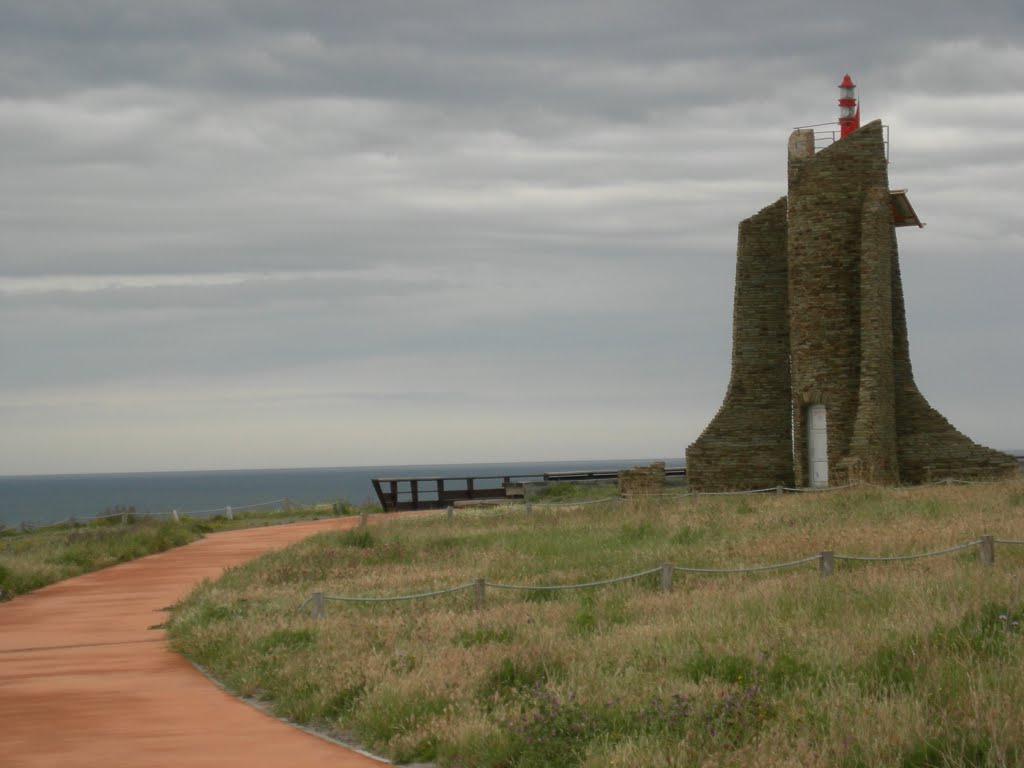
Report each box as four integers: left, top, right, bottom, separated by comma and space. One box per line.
832, 541, 978, 562
487, 567, 662, 592
323, 583, 476, 603
390, 471, 1018, 514
672, 555, 821, 574
301, 535, 1023, 618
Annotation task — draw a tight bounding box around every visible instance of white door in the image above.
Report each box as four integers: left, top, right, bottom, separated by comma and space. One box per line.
807, 404, 828, 488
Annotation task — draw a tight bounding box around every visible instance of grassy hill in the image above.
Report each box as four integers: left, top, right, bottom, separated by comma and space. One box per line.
169, 480, 1024, 767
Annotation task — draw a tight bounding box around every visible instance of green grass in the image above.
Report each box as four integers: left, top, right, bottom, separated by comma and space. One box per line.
0, 518, 203, 598
524, 480, 622, 503
0, 502, 373, 600
167, 479, 1024, 767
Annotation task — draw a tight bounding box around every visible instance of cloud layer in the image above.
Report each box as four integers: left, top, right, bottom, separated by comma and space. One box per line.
1, 2, 1021, 473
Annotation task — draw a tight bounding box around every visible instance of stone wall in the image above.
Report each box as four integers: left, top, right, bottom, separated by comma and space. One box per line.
687, 119, 1016, 490
845, 183, 898, 483
787, 121, 894, 485
618, 462, 667, 495
889, 246, 1018, 481
685, 198, 794, 490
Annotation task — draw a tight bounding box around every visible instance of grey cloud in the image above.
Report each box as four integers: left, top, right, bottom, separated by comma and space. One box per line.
1, 1, 1021, 473
3, 3, 1018, 106
0, 272, 457, 311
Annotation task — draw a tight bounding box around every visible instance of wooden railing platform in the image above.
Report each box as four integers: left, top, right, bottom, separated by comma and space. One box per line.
371, 466, 686, 512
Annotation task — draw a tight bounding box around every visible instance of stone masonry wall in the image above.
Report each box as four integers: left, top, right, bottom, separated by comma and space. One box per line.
787, 121, 893, 486
846, 183, 899, 482
889, 245, 1018, 481
688, 119, 1015, 490
618, 462, 667, 495
686, 198, 794, 491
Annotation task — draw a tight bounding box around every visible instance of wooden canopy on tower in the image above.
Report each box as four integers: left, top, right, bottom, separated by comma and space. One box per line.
890, 189, 924, 228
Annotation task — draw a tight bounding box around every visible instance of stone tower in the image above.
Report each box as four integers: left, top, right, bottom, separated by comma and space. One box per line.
686, 120, 1016, 490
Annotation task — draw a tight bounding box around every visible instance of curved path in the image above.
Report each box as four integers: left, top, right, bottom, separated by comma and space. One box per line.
0, 518, 387, 767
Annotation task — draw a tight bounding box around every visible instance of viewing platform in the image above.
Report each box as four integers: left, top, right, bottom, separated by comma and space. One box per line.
371, 466, 687, 512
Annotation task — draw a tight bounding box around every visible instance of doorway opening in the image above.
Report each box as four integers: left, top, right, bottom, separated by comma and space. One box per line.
807, 404, 828, 488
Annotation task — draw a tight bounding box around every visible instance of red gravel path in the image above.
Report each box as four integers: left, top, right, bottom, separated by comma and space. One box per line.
0, 518, 387, 767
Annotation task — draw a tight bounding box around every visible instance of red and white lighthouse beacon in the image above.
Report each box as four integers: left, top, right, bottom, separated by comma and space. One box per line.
838, 74, 860, 137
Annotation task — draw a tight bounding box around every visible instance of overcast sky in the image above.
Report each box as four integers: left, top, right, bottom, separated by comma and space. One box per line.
1, 1, 1021, 476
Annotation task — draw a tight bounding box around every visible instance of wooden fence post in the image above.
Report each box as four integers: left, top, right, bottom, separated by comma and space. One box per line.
660, 563, 673, 593
120, 507, 128, 526
311, 592, 325, 620
447, 506, 454, 523
979, 535, 995, 566
474, 579, 486, 611
171, 509, 179, 523
819, 551, 834, 578
775, 485, 784, 495
360, 510, 369, 527
226, 505, 233, 520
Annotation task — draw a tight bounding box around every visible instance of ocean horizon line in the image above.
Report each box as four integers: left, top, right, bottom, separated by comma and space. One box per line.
0, 456, 684, 482
0, 457, 681, 528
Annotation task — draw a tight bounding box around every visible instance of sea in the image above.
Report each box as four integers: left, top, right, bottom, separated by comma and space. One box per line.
0, 458, 679, 528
